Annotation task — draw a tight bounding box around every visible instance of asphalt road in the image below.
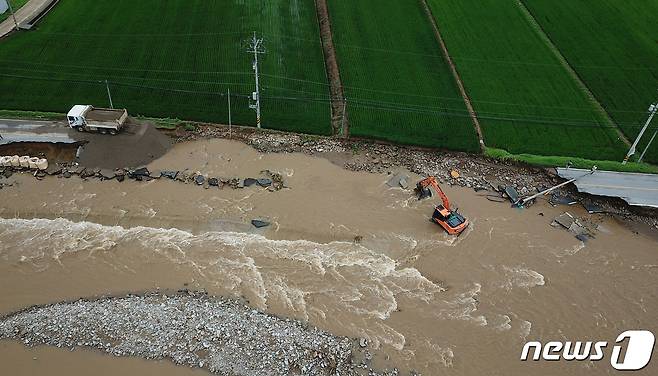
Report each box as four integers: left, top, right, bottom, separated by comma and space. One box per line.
0, 0, 54, 37
0, 118, 74, 144
557, 168, 658, 208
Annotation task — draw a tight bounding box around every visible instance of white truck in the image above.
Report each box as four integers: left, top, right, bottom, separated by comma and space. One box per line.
66, 105, 128, 135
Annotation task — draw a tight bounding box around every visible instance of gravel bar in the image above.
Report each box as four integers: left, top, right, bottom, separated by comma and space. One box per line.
0, 291, 400, 375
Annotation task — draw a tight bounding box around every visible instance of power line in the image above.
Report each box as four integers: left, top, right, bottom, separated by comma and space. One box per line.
1, 67, 252, 87
9, 27, 653, 72
451, 56, 654, 72
1, 71, 653, 130
33, 31, 246, 37
261, 87, 626, 126
0, 58, 251, 75
347, 101, 624, 130
0, 73, 249, 96
270, 32, 655, 72
260, 73, 330, 86
0, 62, 650, 115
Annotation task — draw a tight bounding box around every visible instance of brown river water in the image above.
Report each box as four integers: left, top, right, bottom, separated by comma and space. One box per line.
0, 139, 656, 375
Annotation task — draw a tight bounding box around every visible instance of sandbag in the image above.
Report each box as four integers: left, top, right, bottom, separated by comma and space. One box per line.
10, 155, 20, 167
19, 156, 30, 168
28, 157, 40, 169
36, 158, 49, 171
0, 156, 11, 167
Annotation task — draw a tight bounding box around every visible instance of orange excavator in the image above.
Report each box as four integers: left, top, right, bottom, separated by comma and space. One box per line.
416, 177, 469, 235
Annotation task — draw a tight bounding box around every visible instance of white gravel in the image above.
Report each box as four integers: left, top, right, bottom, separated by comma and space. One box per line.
0, 292, 401, 375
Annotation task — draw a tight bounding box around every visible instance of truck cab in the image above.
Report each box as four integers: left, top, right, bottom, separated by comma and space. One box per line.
67, 105, 91, 128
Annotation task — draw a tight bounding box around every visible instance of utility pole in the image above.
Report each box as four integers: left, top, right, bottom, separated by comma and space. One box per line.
638, 126, 657, 163
623, 102, 657, 164
518, 167, 597, 206
105, 80, 114, 109
7, 0, 19, 31
227, 88, 232, 139
340, 98, 347, 137
247, 32, 265, 128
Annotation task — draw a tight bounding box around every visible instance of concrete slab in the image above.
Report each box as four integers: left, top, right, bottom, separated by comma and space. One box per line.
557, 168, 658, 208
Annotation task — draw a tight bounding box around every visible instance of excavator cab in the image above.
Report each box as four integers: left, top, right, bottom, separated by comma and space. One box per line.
432, 205, 467, 234
416, 177, 469, 235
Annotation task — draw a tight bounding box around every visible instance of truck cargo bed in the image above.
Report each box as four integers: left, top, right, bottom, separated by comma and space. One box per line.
86, 108, 126, 122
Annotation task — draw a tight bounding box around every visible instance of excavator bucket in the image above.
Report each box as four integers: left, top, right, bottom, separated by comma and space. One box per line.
416, 181, 432, 200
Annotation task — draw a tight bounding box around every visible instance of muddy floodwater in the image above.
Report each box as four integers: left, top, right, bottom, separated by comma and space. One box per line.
0, 139, 656, 375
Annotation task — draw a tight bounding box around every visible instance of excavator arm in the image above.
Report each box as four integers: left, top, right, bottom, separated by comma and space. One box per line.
416, 176, 469, 235
416, 177, 451, 210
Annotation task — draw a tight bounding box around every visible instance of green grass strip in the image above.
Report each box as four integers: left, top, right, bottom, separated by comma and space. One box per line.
486, 147, 658, 174
0, 109, 63, 120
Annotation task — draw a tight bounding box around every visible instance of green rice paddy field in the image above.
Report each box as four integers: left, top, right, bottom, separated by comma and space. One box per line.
0, 0, 332, 134
327, 0, 480, 152
522, 0, 658, 163
426, 0, 629, 160
0, 0, 656, 164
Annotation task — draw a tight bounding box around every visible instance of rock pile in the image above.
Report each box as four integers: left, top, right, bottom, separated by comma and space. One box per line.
0, 163, 287, 192
0, 291, 400, 376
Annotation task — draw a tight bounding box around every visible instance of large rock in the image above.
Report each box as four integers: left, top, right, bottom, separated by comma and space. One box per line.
244, 178, 258, 187
251, 219, 271, 228
99, 169, 116, 180
257, 178, 272, 187
161, 170, 179, 180
130, 167, 150, 179
46, 165, 62, 176
80, 169, 96, 179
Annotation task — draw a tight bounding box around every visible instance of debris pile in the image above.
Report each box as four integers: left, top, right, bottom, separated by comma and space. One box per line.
0, 292, 400, 376
551, 212, 599, 242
